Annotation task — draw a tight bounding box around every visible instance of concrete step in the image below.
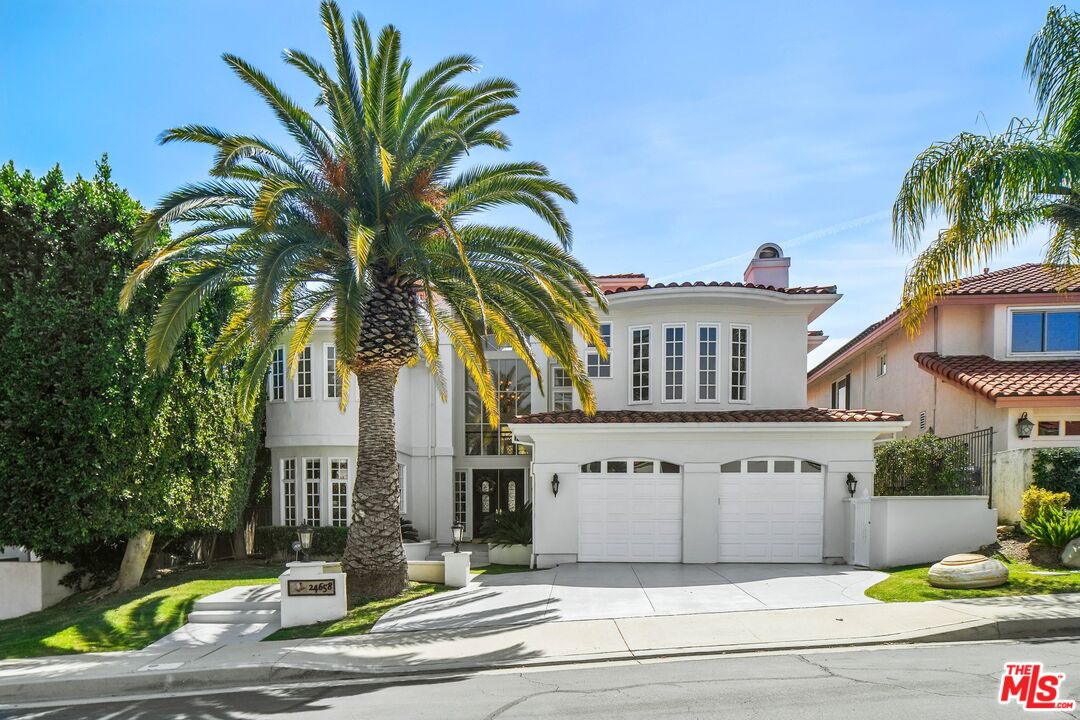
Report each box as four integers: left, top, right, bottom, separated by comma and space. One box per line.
186, 609, 281, 625
192, 584, 281, 614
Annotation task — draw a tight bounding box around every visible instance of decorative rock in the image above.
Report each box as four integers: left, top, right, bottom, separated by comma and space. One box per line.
928, 553, 1009, 589
1062, 539, 1080, 569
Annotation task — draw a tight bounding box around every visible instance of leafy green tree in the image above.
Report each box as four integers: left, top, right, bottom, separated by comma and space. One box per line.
126, 1, 605, 598
0, 159, 259, 589
893, 6, 1080, 331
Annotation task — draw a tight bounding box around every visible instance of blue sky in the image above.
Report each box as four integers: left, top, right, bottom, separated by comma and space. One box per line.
0, 1, 1054, 365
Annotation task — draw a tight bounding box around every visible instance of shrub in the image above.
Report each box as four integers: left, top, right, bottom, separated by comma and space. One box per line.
1033, 448, 1080, 508
255, 526, 348, 560
873, 434, 975, 495
1020, 486, 1071, 524
400, 517, 420, 543
1022, 504, 1080, 548
478, 504, 532, 547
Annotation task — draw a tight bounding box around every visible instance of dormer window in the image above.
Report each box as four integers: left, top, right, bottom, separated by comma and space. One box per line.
1010, 308, 1080, 354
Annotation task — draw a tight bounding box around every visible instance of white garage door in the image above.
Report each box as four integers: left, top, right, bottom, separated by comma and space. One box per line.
578, 459, 682, 562
717, 459, 824, 563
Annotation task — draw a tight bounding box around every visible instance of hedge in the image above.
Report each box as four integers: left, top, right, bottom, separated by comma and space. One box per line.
256, 526, 348, 560
873, 434, 974, 496
1033, 448, 1080, 508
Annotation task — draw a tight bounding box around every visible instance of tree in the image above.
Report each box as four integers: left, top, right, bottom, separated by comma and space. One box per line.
125, 1, 605, 599
893, 5, 1080, 332
0, 159, 260, 590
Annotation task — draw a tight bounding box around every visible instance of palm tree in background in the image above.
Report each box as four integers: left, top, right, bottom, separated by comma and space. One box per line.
123, 1, 605, 598
894, 5, 1080, 332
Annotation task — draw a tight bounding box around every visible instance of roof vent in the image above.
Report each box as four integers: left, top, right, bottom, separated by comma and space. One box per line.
744, 243, 790, 288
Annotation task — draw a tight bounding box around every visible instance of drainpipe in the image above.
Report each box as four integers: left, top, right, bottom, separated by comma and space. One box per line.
513, 437, 538, 570
428, 372, 437, 542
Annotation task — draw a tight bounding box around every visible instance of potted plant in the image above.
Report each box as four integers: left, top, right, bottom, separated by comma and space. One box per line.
400, 517, 432, 561
479, 504, 533, 566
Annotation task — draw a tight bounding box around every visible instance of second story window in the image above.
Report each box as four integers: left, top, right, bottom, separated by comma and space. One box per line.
1012, 309, 1080, 353
295, 345, 312, 399
729, 325, 749, 402
269, 347, 285, 401
587, 323, 612, 378
876, 352, 887, 377
325, 345, 342, 399
663, 324, 685, 402
630, 326, 651, 403
831, 374, 850, 410
698, 324, 719, 401
465, 358, 532, 456
551, 366, 573, 411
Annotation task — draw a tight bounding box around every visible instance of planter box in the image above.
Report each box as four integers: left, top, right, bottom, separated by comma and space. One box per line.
403, 540, 433, 562
407, 560, 445, 584
0, 561, 75, 620
488, 544, 532, 566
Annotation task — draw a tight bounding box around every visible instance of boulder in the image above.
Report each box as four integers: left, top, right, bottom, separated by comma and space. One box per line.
1062, 539, 1080, 569
928, 553, 1009, 589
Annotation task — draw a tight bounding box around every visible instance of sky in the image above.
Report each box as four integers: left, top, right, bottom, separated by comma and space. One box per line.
0, 1, 1056, 367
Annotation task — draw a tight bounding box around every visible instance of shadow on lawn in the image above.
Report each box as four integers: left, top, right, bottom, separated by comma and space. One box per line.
37, 593, 195, 657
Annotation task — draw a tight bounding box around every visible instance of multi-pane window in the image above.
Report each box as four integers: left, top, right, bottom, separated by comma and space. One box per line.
398, 462, 408, 513
630, 326, 651, 403
325, 345, 342, 399
551, 367, 573, 411
729, 325, 749, 402
1012, 309, 1080, 353
269, 347, 285, 401
464, 359, 532, 456
296, 345, 312, 399
304, 458, 322, 526
663, 325, 685, 402
453, 470, 467, 525
698, 325, 719, 401
330, 458, 348, 527
587, 323, 612, 378
831, 374, 851, 410
282, 458, 297, 526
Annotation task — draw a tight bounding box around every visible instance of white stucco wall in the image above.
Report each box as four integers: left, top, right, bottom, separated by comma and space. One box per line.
0, 561, 74, 620
867, 496, 997, 568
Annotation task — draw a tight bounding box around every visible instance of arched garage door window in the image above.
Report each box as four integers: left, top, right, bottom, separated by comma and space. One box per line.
581, 459, 681, 474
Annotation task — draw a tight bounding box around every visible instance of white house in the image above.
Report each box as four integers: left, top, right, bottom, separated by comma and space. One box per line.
267, 244, 928, 569
808, 263, 1080, 523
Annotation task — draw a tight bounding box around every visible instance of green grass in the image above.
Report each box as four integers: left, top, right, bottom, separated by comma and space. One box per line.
265, 582, 445, 641
0, 562, 278, 659
470, 563, 536, 576
866, 559, 1080, 602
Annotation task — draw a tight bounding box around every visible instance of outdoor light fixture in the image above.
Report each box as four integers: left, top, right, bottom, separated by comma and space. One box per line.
846, 473, 858, 498
551, 473, 560, 497
297, 526, 314, 562
452, 522, 465, 553
1016, 412, 1035, 439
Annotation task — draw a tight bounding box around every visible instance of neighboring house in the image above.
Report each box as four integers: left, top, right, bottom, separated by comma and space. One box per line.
267, 244, 922, 569
808, 264, 1080, 522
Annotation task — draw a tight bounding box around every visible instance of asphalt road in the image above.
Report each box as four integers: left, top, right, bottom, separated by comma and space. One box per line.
4, 639, 1080, 720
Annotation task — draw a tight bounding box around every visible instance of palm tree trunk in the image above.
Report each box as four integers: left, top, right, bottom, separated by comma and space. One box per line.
342, 363, 408, 599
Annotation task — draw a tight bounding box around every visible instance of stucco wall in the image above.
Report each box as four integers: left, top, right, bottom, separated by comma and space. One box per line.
0, 561, 74, 620
867, 496, 997, 568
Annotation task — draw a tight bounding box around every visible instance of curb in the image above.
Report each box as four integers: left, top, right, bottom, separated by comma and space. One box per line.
3, 615, 1080, 706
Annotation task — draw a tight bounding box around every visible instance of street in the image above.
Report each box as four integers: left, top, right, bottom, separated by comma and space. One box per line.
4, 638, 1080, 720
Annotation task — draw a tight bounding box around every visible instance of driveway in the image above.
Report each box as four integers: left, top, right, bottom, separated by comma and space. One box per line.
372, 563, 887, 633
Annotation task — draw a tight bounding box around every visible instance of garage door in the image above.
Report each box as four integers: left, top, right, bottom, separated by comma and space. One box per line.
578, 459, 682, 562
717, 458, 824, 563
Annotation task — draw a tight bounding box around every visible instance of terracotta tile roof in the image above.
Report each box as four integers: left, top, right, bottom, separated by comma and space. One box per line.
512, 408, 903, 424
594, 273, 647, 279
602, 280, 837, 297
914, 353, 1080, 399
940, 263, 1080, 296
808, 330, 825, 337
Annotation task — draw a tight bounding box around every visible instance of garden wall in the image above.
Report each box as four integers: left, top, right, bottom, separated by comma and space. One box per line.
868, 496, 997, 569
0, 561, 74, 620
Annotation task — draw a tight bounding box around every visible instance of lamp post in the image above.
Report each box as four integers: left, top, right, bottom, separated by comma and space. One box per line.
551, 473, 560, 497
297, 526, 314, 562
845, 473, 858, 498
451, 522, 465, 553
1016, 412, 1034, 439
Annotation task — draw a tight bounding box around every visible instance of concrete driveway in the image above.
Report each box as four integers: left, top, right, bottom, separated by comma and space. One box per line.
373, 563, 887, 633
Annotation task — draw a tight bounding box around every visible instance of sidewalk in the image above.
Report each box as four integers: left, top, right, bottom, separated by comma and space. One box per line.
1, 593, 1079, 705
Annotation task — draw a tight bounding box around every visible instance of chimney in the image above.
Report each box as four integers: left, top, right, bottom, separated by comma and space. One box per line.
743, 243, 790, 288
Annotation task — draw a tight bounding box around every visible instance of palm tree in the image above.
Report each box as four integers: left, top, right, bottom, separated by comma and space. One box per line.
893, 5, 1080, 332
122, 1, 606, 599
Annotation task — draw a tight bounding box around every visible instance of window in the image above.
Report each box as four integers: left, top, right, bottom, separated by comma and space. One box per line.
774, 460, 795, 473
269, 347, 285, 401
398, 463, 408, 513
831, 374, 850, 410
633, 460, 655, 473
325, 345, 342, 399
746, 460, 768, 473
876, 352, 887, 378
295, 345, 312, 399
587, 323, 612, 378
630, 326, 651, 403
720, 461, 741, 473
659, 461, 681, 473
729, 325, 749, 402
1067, 421, 1080, 436
1039, 421, 1061, 437
581, 461, 601, 473
282, 458, 297, 526
453, 470, 467, 525
663, 324, 685, 402
801, 461, 822, 473
1011, 309, 1080, 353
551, 366, 573, 411
464, 359, 532, 456
330, 459, 349, 527
304, 458, 322, 526
606, 460, 628, 473
697, 324, 719, 401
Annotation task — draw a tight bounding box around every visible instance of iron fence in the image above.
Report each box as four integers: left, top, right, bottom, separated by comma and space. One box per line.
875, 427, 993, 502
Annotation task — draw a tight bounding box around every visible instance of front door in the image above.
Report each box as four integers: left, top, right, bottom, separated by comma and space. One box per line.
472, 469, 525, 537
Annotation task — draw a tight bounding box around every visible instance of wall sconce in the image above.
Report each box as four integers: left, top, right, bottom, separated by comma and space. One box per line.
845, 473, 858, 498
1016, 412, 1034, 439
551, 473, 560, 497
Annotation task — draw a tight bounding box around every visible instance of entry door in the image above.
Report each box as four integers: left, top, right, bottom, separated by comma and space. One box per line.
472, 469, 525, 537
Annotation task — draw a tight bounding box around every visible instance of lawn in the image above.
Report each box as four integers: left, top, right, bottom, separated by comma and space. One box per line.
866, 559, 1080, 602
0, 561, 278, 659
